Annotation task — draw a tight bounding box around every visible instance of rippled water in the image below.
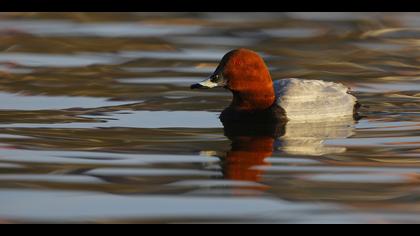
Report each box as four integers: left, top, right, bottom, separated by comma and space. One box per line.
0, 12, 419, 224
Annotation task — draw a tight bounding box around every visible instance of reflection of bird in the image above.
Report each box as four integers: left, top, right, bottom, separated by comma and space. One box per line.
275, 118, 356, 156
204, 118, 356, 184
191, 48, 360, 122
222, 135, 274, 183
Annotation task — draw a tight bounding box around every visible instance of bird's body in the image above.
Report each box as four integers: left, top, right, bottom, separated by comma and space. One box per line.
191, 48, 360, 123
274, 78, 358, 121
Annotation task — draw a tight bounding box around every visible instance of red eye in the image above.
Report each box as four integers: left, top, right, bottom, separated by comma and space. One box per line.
211, 75, 220, 83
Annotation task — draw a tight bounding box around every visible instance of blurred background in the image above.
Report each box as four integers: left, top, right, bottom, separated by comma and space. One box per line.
0, 12, 419, 223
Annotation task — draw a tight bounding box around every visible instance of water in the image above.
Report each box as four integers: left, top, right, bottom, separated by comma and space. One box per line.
0, 12, 419, 224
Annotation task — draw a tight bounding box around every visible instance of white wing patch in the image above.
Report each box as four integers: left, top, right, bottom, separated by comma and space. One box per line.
274, 78, 357, 121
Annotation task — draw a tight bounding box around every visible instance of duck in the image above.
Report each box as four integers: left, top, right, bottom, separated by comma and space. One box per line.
191, 48, 360, 123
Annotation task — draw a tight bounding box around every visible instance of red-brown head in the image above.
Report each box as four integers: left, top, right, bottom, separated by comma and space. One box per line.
191, 48, 275, 112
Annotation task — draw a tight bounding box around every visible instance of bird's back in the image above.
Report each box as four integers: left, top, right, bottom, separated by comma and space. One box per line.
274, 78, 358, 121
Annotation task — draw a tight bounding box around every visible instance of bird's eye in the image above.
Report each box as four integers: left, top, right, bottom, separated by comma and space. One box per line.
211, 75, 219, 82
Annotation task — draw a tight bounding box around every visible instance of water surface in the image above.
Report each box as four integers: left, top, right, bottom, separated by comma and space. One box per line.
0, 12, 419, 223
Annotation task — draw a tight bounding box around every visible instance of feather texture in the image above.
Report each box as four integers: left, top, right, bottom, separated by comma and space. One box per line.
274, 78, 357, 121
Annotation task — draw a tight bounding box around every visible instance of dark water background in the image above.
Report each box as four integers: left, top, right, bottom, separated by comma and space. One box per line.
0, 12, 419, 223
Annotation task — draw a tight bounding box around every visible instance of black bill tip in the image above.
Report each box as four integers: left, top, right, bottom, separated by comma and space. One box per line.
190, 83, 205, 89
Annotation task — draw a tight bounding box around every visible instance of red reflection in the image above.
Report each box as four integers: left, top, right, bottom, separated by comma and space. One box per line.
224, 136, 273, 183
